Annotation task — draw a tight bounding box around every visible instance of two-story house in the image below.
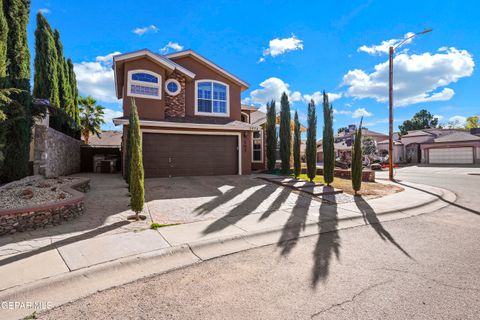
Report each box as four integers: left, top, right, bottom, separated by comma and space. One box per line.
112, 49, 262, 178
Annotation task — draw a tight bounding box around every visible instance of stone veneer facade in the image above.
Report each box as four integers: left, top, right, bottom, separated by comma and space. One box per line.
0, 179, 90, 236
164, 71, 186, 118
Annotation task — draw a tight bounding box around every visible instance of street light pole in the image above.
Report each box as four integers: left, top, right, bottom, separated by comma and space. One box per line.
388, 46, 394, 181
388, 28, 432, 181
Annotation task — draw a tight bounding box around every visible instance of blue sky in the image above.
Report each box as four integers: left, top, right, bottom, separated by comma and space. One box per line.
28, 0, 478, 135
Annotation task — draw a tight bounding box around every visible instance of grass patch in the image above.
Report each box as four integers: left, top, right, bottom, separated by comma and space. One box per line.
22, 312, 37, 320
150, 222, 178, 230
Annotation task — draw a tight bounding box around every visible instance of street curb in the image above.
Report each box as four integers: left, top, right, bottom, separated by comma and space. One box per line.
0, 181, 455, 320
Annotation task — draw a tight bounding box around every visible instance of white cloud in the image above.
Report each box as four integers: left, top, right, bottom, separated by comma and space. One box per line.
433, 114, 444, 121
260, 35, 303, 61
352, 107, 373, 118
343, 47, 474, 107
448, 115, 467, 126
160, 41, 184, 54
103, 108, 123, 124
132, 25, 158, 36
332, 107, 373, 118
74, 52, 119, 103
245, 77, 295, 105
303, 92, 342, 105
358, 32, 415, 55
39, 8, 50, 14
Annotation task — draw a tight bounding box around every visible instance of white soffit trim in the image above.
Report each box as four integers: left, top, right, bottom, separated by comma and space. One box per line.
166, 50, 249, 89
113, 118, 254, 131
141, 128, 242, 175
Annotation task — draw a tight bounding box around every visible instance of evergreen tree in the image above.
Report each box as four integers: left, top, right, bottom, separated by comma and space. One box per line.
279, 92, 291, 174
293, 111, 301, 177
322, 91, 334, 186
265, 100, 277, 172
67, 58, 79, 123
129, 99, 145, 221
306, 99, 317, 182
124, 111, 134, 186
1, 0, 31, 182
351, 118, 363, 195
33, 12, 59, 107
53, 29, 72, 113
0, 0, 7, 86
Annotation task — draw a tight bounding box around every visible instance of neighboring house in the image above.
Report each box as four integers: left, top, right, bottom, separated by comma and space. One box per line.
81, 130, 122, 173
112, 49, 254, 178
244, 106, 307, 169
378, 128, 480, 164
316, 125, 388, 162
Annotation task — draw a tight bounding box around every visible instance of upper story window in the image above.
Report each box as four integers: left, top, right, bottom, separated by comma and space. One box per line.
127, 70, 162, 100
195, 80, 229, 117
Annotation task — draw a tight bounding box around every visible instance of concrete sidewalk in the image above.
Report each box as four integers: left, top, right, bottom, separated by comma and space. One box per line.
0, 180, 455, 320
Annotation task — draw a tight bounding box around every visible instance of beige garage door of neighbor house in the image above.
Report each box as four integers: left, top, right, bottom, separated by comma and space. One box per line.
428, 147, 474, 164
142, 132, 239, 178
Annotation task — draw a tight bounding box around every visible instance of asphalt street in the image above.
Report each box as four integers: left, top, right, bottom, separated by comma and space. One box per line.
38, 166, 480, 320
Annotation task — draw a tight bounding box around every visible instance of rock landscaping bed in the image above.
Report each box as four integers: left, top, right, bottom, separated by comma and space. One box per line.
0, 176, 78, 209
0, 176, 90, 235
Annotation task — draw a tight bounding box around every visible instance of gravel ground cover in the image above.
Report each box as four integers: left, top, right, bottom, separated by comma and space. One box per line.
0, 176, 78, 209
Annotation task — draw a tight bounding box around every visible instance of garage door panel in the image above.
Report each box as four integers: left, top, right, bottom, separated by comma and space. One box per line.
429, 147, 473, 164
142, 133, 238, 178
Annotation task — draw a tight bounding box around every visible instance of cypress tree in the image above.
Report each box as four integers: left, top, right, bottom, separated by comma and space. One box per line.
279, 92, 291, 174
124, 111, 134, 186
1, 0, 32, 182
351, 118, 363, 195
322, 91, 334, 186
53, 29, 72, 112
0, 0, 7, 86
67, 58, 79, 123
306, 99, 317, 182
129, 99, 145, 221
293, 110, 301, 178
265, 100, 277, 172
33, 12, 59, 107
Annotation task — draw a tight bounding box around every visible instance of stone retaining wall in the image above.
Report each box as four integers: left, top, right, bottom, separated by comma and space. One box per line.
0, 178, 90, 236
34, 125, 82, 178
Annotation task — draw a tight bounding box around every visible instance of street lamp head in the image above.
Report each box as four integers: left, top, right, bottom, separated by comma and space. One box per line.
417, 28, 433, 35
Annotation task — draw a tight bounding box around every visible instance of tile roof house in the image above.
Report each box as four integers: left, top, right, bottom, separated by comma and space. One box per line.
316, 125, 388, 162
112, 49, 261, 177
378, 128, 480, 164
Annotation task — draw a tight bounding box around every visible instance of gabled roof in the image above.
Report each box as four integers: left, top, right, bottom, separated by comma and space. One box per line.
403, 130, 433, 137
166, 50, 249, 90
434, 131, 480, 143
112, 49, 196, 98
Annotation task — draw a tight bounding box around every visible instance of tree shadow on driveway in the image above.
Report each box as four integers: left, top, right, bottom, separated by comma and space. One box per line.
354, 195, 414, 260
202, 184, 278, 234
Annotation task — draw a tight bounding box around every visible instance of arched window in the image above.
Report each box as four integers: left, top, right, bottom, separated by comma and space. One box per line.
127, 70, 162, 100
195, 80, 229, 116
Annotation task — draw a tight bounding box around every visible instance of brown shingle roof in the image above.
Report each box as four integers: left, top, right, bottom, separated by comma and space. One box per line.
86, 131, 122, 147
434, 131, 480, 143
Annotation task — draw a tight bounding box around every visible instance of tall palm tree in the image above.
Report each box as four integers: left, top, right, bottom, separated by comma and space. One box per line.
78, 95, 105, 144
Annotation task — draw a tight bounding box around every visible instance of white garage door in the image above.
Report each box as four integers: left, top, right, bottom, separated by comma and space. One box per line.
429, 147, 474, 164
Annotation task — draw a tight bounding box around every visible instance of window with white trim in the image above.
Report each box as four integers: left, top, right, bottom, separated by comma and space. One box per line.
195, 80, 229, 116
127, 70, 162, 100
252, 130, 263, 162
165, 79, 181, 96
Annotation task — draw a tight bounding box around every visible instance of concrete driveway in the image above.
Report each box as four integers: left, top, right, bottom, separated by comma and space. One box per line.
145, 174, 317, 224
